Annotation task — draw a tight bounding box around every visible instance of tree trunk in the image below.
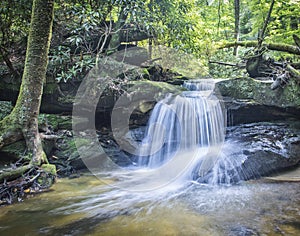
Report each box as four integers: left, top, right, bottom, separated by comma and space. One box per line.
108, 5, 128, 54
257, 0, 275, 48
0, 0, 54, 166
233, 0, 240, 56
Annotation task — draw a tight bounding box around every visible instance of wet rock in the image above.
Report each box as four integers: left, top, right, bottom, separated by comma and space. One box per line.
195, 121, 300, 184
113, 80, 186, 127
50, 129, 135, 176
229, 226, 259, 236
231, 122, 300, 180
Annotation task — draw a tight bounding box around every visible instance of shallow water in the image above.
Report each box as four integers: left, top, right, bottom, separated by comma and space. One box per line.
0, 172, 299, 236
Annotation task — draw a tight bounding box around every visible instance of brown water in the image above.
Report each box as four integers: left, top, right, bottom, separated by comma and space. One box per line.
0, 172, 299, 236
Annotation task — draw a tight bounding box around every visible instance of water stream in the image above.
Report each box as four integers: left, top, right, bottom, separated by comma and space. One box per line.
0, 79, 299, 235
0, 174, 299, 235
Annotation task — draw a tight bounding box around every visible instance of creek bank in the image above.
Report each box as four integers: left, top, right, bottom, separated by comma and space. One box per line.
1, 68, 300, 204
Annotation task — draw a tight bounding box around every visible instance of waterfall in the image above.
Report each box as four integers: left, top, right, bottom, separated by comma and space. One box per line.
183, 79, 216, 91
136, 80, 231, 182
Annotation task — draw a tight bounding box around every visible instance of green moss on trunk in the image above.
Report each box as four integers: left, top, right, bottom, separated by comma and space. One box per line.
0, 0, 54, 167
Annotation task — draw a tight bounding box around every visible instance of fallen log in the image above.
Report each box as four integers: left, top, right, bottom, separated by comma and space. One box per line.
219, 41, 300, 55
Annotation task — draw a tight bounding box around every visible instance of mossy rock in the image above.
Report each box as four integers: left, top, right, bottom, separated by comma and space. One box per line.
1, 141, 27, 160
37, 164, 56, 187
216, 77, 300, 108
127, 80, 186, 98
38, 114, 72, 131
41, 164, 57, 175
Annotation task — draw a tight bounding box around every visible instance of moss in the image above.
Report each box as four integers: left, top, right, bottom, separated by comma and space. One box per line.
0, 80, 21, 92
41, 163, 57, 175
128, 80, 186, 96
57, 95, 74, 104
43, 83, 58, 94
1, 140, 26, 159
216, 77, 300, 108
38, 114, 72, 131
139, 102, 154, 113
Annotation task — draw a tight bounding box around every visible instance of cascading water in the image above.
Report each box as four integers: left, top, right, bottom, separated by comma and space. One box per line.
138, 90, 225, 168
136, 79, 247, 185
183, 79, 216, 91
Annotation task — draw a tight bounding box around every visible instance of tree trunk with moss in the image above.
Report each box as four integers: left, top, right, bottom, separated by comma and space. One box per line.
107, 5, 128, 54
0, 0, 54, 166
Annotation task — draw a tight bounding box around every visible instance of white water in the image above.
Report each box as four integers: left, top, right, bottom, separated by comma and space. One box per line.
132, 79, 248, 188
138, 80, 225, 169
183, 79, 216, 91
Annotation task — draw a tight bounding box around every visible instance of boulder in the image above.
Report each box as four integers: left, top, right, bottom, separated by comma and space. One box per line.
230, 122, 300, 181
195, 121, 300, 184
215, 77, 300, 125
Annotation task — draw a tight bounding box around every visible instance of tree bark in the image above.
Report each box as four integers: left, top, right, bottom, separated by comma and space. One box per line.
0, 0, 54, 166
258, 0, 275, 48
108, 5, 128, 54
219, 41, 300, 55
233, 0, 240, 56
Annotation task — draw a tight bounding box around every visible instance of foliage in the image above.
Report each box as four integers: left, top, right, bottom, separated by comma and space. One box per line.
0, 0, 299, 79
0, 0, 32, 50
48, 46, 95, 82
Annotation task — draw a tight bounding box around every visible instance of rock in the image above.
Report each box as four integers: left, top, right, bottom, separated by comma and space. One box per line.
215, 77, 300, 125
195, 121, 300, 184
232, 122, 300, 181
41, 164, 57, 176
0, 141, 27, 161
114, 80, 186, 127
37, 164, 56, 187
264, 166, 300, 182
229, 226, 259, 236
110, 46, 150, 66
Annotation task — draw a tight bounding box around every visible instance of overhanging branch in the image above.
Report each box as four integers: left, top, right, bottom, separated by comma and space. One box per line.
219, 41, 300, 55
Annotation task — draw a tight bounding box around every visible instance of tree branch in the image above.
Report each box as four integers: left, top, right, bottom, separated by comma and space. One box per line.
219, 41, 300, 55
287, 64, 300, 80
258, 0, 275, 48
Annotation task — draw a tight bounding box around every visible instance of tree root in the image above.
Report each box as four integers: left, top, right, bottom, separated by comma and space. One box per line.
0, 165, 56, 205
0, 164, 32, 183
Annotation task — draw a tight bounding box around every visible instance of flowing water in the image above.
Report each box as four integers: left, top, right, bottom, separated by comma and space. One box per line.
0, 79, 299, 235
0, 174, 299, 235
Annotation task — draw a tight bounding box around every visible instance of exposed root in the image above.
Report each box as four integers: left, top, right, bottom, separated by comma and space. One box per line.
0, 165, 56, 205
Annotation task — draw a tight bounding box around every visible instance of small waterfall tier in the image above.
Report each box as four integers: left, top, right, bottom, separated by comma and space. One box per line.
183, 79, 216, 91
138, 80, 225, 169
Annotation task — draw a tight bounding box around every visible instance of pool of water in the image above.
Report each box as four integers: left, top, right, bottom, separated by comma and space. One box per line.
0, 172, 299, 236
